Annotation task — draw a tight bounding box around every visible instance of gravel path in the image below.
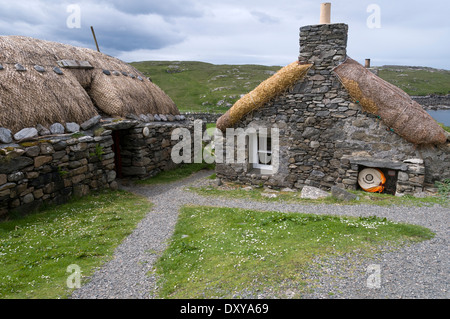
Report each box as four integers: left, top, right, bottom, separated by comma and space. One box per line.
71, 170, 449, 299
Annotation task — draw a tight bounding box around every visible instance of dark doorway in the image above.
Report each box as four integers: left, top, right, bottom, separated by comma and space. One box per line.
112, 130, 124, 178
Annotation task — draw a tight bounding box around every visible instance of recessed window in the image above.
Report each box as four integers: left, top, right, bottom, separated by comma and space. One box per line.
250, 132, 273, 173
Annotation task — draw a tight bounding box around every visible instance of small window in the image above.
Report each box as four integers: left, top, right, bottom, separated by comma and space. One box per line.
250, 132, 273, 172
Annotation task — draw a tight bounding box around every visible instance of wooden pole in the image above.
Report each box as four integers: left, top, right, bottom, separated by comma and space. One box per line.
90, 26, 100, 52
319, 3, 331, 24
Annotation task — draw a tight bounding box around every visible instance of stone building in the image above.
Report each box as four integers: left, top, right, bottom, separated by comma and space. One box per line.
0, 36, 193, 218
215, 21, 449, 196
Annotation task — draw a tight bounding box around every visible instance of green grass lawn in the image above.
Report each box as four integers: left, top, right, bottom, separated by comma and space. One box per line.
154, 205, 434, 298
0, 190, 152, 299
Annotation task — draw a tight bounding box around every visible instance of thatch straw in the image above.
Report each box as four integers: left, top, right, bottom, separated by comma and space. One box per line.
216, 61, 312, 131
334, 58, 446, 145
0, 36, 179, 132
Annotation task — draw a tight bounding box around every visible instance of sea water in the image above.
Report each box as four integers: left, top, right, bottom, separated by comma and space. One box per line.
427, 110, 450, 126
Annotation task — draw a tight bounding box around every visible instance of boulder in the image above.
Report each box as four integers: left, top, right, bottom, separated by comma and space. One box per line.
300, 186, 330, 199
331, 186, 358, 201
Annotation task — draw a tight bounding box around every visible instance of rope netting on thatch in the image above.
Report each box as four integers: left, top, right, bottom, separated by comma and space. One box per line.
216, 61, 312, 131
0, 36, 179, 132
333, 58, 446, 145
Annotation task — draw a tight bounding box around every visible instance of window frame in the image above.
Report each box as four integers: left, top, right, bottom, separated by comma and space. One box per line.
249, 131, 274, 173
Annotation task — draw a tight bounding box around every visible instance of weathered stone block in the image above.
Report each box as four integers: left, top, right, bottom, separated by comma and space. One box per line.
331, 186, 357, 201
80, 115, 102, 130
0, 174, 7, 185
40, 143, 54, 155
0, 157, 34, 174
14, 128, 38, 141
34, 156, 52, 168
398, 171, 409, 182
0, 127, 12, 144
71, 174, 85, 184
50, 123, 65, 135
300, 186, 330, 199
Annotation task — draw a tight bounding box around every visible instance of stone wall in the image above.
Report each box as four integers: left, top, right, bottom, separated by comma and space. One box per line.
215, 23, 450, 196
412, 94, 450, 109
0, 116, 196, 219
0, 133, 116, 219
111, 121, 197, 179
182, 112, 223, 123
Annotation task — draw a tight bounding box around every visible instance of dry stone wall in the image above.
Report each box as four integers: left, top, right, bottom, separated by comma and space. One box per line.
0, 133, 116, 219
0, 114, 195, 219
114, 121, 197, 179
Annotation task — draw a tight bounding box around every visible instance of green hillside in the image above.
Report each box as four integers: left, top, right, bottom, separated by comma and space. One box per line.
375, 66, 450, 96
131, 61, 281, 113
131, 61, 450, 113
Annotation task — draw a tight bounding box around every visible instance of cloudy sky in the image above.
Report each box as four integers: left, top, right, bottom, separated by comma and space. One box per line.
0, 0, 449, 69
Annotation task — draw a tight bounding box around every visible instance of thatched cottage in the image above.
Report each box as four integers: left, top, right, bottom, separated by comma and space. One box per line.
215, 15, 449, 196
0, 36, 193, 218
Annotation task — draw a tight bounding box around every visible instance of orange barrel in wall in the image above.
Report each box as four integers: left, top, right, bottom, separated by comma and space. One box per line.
358, 168, 386, 193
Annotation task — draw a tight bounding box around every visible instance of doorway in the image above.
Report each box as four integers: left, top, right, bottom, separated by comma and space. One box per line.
112, 130, 124, 178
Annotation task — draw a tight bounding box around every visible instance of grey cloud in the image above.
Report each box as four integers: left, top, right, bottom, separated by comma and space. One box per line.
108, 0, 204, 17
0, 0, 186, 53
250, 11, 280, 24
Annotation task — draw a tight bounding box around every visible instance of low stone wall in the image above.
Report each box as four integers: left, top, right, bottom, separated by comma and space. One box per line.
182, 112, 222, 123
0, 116, 197, 219
114, 121, 197, 179
412, 94, 450, 109
0, 133, 116, 219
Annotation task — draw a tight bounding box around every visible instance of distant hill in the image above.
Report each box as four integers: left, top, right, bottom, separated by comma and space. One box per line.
131, 61, 450, 113
374, 65, 450, 96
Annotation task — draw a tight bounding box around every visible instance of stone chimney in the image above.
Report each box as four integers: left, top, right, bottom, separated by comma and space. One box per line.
298, 3, 348, 71
292, 3, 350, 107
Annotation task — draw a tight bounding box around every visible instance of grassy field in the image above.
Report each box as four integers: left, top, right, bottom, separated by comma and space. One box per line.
375, 66, 450, 96
131, 61, 450, 113
154, 205, 434, 298
0, 190, 152, 299
131, 61, 281, 113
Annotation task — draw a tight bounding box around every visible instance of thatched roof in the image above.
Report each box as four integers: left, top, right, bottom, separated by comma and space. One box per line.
217, 57, 446, 145
216, 61, 312, 131
0, 36, 179, 133
334, 58, 447, 145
